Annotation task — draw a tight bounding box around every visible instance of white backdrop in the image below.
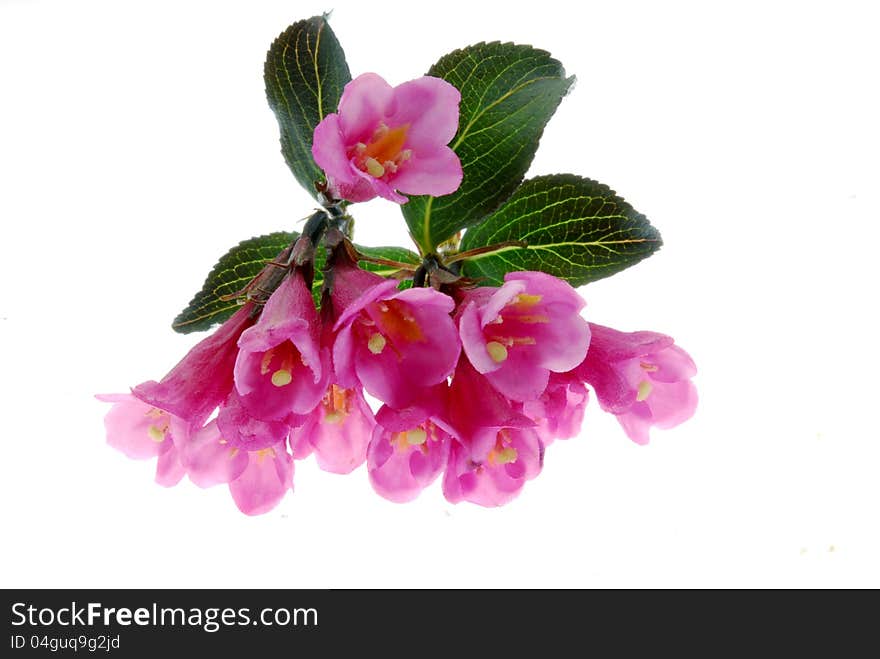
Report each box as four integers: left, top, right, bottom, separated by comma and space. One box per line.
1, 0, 878, 588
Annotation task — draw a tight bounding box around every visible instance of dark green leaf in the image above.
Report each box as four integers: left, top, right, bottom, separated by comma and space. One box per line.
459, 174, 662, 286
402, 42, 573, 253
172, 232, 297, 333
264, 15, 351, 196
172, 235, 420, 334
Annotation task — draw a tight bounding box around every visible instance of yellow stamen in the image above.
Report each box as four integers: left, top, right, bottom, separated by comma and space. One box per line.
511, 293, 542, 309
364, 124, 409, 164
637, 380, 653, 402
255, 447, 276, 464
147, 425, 166, 442
640, 361, 659, 372
375, 299, 423, 343
406, 428, 428, 445
271, 369, 293, 387
486, 341, 508, 363
488, 431, 518, 465
260, 349, 275, 375
487, 335, 537, 348
516, 314, 550, 324
390, 432, 407, 452
364, 157, 385, 178
495, 447, 518, 464
368, 333, 387, 354
323, 411, 344, 424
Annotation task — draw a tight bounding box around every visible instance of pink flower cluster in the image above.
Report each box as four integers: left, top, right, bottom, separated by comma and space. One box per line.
100, 264, 696, 514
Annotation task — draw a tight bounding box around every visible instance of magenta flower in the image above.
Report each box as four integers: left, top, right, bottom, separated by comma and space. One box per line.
521, 373, 589, 446
97, 393, 186, 486
289, 385, 377, 474
442, 428, 543, 507
442, 358, 542, 506
312, 73, 462, 203
332, 274, 461, 409
182, 420, 293, 516
234, 271, 329, 421
132, 303, 256, 426
578, 323, 698, 444
367, 386, 454, 503
458, 271, 591, 402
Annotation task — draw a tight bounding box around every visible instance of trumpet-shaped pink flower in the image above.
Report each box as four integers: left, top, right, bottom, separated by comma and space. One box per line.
367, 386, 454, 503
442, 358, 542, 506
459, 271, 591, 402
312, 73, 462, 203
521, 373, 589, 446
234, 271, 329, 421
182, 420, 293, 516
333, 273, 460, 409
290, 385, 377, 474
132, 303, 256, 426
578, 323, 698, 445
97, 393, 186, 486
442, 427, 543, 507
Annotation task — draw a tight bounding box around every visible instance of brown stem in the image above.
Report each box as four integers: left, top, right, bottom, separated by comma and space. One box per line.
354, 252, 419, 271
443, 240, 527, 265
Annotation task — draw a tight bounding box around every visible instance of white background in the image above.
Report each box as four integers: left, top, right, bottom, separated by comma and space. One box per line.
1, 0, 878, 588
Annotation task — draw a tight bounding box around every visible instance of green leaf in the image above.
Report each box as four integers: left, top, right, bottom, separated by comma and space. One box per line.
459, 174, 662, 287
172, 235, 421, 334
264, 15, 351, 197
172, 232, 297, 334
402, 42, 573, 254
312, 245, 421, 299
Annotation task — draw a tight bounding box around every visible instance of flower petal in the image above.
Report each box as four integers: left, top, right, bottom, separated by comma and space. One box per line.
391, 146, 463, 197
183, 421, 249, 488
228, 444, 293, 515
312, 113, 358, 188
337, 73, 394, 142
388, 75, 460, 149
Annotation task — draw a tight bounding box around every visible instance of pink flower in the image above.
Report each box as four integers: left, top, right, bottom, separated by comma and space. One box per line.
442, 358, 543, 506
132, 303, 256, 426
442, 428, 543, 507
290, 385, 377, 474
458, 271, 591, 402
367, 386, 454, 503
520, 373, 589, 446
234, 271, 329, 421
312, 73, 462, 203
97, 393, 186, 486
332, 271, 461, 409
182, 419, 293, 516
216, 390, 296, 451
577, 323, 698, 444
